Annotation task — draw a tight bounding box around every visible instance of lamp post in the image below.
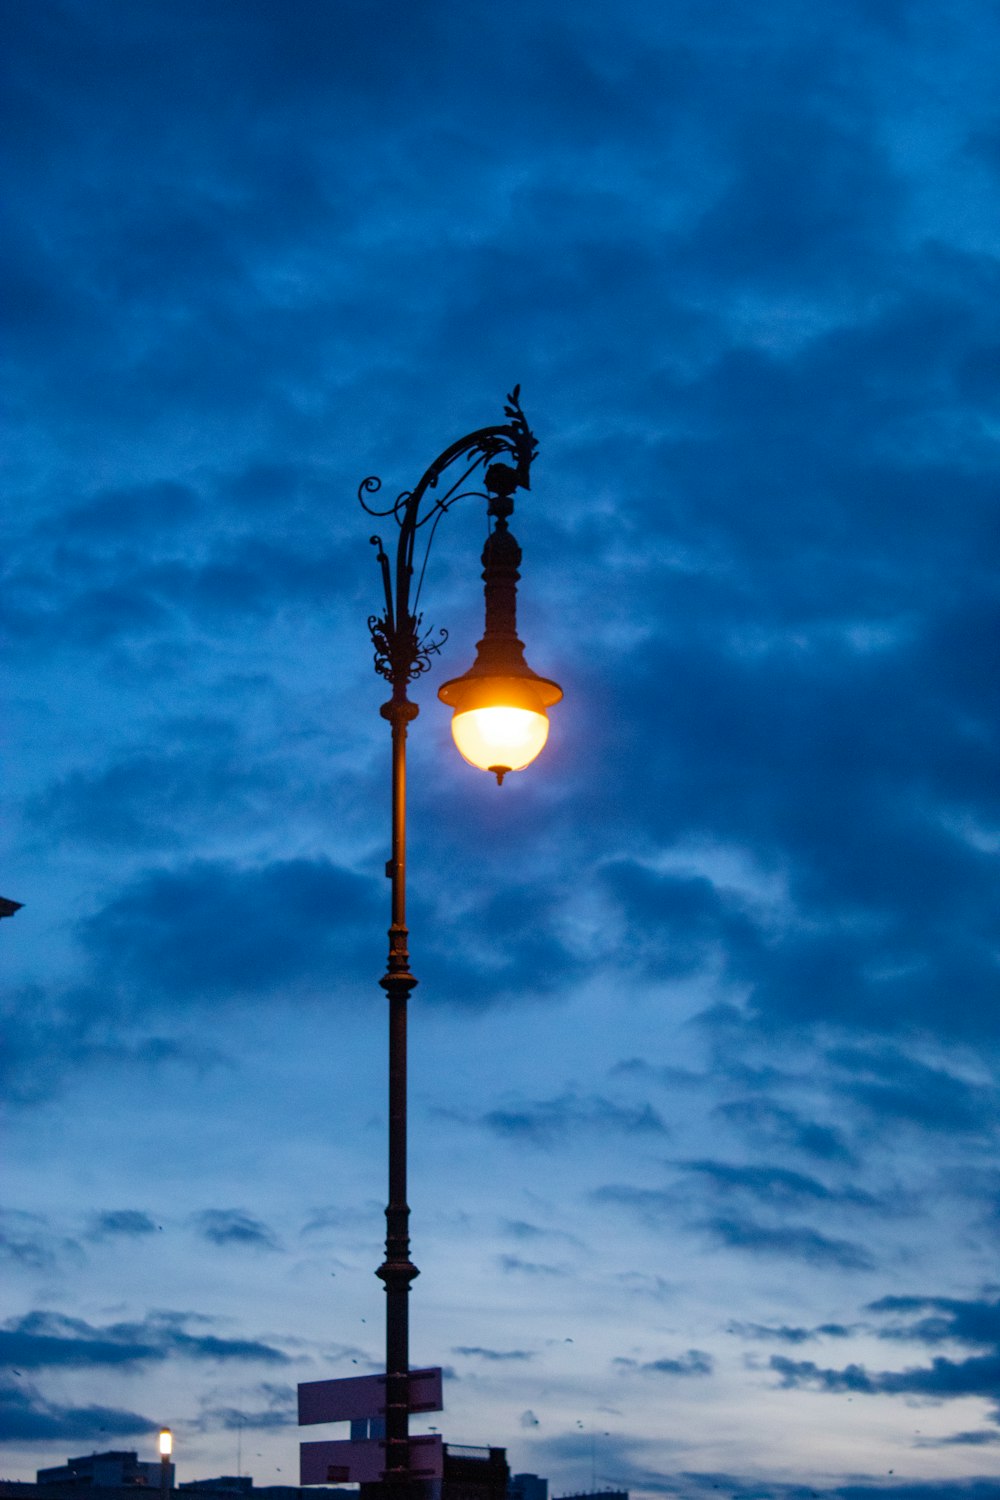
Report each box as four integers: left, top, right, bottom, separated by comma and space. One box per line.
361, 388, 561, 1495
158, 1429, 172, 1500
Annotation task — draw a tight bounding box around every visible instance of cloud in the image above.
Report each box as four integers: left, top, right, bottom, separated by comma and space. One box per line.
0, 1310, 289, 1371
0, 1211, 83, 1274
80, 857, 380, 1005
677, 1158, 878, 1209
28, 739, 279, 853
586, 563, 1000, 1046
930, 1430, 1000, 1447
728, 1321, 853, 1344
411, 875, 586, 1010
478, 1092, 668, 1147
0, 1314, 158, 1371
615, 1350, 713, 1377
700, 1217, 874, 1271
867, 1295, 1000, 1350
0, 987, 231, 1110
193, 1382, 297, 1433
192, 1210, 281, 1252
499, 1219, 582, 1250
598, 862, 761, 982
88, 1210, 158, 1239
770, 1352, 1000, 1401
452, 1346, 535, 1362
498, 1256, 566, 1278
741, 1289, 1000, 1447
593, 1181, 874, 1269
713, 1098, 854, 1164
827, 1046, 996, 1134
0, 1377, 157, 1443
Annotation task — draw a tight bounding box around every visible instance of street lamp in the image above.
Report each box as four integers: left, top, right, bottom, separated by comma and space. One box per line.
361, 388, 561, 1492
158, 1430, 172, 1500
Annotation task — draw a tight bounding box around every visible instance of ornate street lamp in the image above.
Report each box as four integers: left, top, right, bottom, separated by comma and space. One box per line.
361, 388, 561, 1492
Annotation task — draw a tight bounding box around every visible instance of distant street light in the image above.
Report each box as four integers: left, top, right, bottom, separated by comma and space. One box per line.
360, 389, 561, 1493
159, 1429, 173, 1500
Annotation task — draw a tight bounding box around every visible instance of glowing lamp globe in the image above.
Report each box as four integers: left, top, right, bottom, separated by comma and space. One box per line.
438, 669, 562, 782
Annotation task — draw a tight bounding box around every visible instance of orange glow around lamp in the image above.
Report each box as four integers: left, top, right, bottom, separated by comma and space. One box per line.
438, 476, 562, 783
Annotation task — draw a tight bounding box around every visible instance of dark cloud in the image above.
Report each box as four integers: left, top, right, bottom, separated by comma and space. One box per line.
868, 1295, 1000, 1350
594, 1178, 875, 1269
478, 1092, 668, 1147
501, 1219, 550, 1240
0, 1314, 157, 1371
0, 987, 231, 1110
0, 1311, 289, 1371
0, 1377, 156, 1443
497, 1256, 566, 1278
451, 1346, 535, 1362
768, 1292, 1000, 1439
89, 1210, 158, 1239
597, 863, 761, 981
677, 1159, 878, 1209
192, 1210, 281, 1252
615, 1349, 713, 1377
700, 1217, 874, 1271
827, 1047, 997, 1135
411, 874, 586, 1009
930, 1430, 1000, 1447
771, 1351, 1000, 1402
0, 1212, 83, 1274
499, 1219, 582, 1250
29, 741, 280, 853
81, 858, 380, 1004
585, 526, 1000, 1044
713, 1098, 854, 1164
728, 1321, 853, 1344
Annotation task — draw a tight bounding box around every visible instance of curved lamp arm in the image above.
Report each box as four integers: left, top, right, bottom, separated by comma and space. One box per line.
361, 386, 538, 695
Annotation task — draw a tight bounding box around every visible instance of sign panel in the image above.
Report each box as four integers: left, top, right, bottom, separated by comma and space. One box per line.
298, 1367, 443, 1426
300, 1435, 443, 1486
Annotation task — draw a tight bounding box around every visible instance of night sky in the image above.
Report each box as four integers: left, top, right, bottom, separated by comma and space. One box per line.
3, 3, 1000, 1497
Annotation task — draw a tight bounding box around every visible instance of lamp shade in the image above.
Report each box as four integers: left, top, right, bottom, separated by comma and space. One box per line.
439, 670, 561, 781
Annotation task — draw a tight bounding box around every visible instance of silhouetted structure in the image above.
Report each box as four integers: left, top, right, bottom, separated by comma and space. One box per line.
0, 1454, 350, 1500
438, 1446, 509, 1500
555, 1491, 627, 1500
357, 1443, 508, 1500
36, 1453, 174, 1490
508, 1476, 547, 1500
0, 896, 23, 919
178, 1482, 350, 1500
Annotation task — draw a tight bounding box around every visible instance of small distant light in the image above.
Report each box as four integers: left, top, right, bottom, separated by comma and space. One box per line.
159, 1430, 173, 1457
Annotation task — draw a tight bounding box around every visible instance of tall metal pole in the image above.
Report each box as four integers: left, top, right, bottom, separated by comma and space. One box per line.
362, 390, 539, 1498
377, 689, 419, 1494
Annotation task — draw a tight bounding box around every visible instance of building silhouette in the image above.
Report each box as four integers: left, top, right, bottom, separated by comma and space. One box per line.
0, 1453, 349, 1500
508, 1476, 547, 1500
1, 1446, 617, 1500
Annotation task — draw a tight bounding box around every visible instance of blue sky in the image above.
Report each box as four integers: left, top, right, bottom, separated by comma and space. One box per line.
3, 2, 999, 1496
